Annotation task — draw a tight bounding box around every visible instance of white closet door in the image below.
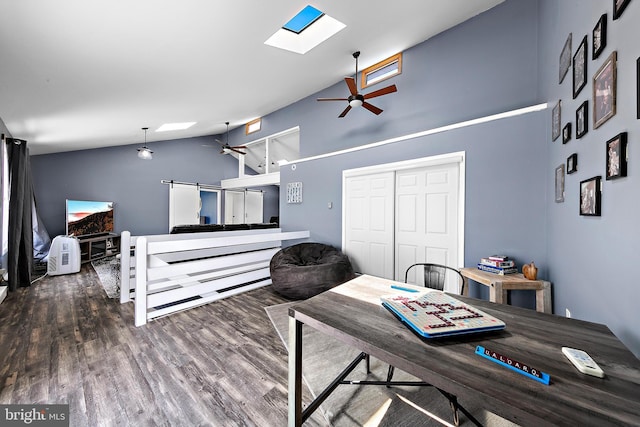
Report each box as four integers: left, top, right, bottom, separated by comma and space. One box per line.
245, 191, 264, 223
395, 163, 460, 292
344, 172, 395, 279
169, 183, 201, 231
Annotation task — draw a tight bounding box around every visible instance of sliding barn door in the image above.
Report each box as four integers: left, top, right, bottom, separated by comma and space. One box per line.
169, 183, 201, 231
344, 172, 395, 279
395, 163, 460, 292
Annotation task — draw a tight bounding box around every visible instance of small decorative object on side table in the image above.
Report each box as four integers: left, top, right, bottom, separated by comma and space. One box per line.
522, 262, 538, 280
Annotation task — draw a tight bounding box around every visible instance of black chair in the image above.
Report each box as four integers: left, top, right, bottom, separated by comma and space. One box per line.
403, 262, 465, 294
384, 262, 468, 425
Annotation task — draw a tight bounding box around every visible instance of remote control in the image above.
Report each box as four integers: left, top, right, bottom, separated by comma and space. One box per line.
562, 347, 605, 378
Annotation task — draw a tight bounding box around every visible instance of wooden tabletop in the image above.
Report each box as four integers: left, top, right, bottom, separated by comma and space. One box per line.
289, 275, 640, 426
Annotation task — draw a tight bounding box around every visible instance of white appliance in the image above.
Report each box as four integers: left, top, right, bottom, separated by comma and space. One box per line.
47, 235, 81, 276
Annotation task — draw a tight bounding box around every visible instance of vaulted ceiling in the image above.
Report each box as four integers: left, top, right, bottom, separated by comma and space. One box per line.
0, 1, 504, 155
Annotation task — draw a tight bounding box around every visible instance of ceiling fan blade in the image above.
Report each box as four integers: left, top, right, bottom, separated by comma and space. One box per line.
230, 145, 247, 149
345, 77, 358, 96
362, 102, 383, 115
338, 105, 352, 118
229, 147, 246, 155
363, 84, 397, 100
317, 97, 349, 101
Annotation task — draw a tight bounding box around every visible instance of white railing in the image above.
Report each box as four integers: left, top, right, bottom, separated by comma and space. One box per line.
119, 228, 309, 326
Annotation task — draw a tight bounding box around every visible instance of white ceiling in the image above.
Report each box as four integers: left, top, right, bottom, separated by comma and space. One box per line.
0, 0, 504, 155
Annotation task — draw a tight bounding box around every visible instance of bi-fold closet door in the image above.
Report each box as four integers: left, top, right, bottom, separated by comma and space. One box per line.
343, 156, 462, 293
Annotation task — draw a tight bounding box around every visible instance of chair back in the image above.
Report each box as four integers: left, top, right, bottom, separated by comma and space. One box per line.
404, 263, 465, 295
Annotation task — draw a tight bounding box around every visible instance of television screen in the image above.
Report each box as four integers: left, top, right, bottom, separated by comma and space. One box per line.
66, 199, 114, 237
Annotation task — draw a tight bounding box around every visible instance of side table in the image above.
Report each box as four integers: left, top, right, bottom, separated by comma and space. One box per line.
459, 267, 552, 313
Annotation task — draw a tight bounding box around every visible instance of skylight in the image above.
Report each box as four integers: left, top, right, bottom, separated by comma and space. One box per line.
282, 5, 324, 34
265, 5, 345, 54
156, 122, 196, 132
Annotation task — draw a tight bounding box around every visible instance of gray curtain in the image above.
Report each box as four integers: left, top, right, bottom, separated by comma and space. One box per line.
6, 138, 33, 291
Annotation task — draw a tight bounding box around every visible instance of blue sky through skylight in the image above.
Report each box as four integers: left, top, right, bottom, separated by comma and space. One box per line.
283, 5, 324, 34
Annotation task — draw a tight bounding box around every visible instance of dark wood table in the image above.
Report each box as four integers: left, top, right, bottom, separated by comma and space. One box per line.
288, 275, 640, 426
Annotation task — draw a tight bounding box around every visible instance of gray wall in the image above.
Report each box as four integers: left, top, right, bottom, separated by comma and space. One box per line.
537, 0, 640, 356
30, 135, 279, 236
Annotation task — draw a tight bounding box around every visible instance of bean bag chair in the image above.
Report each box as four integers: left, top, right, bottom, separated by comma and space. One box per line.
269, 243, 356, 300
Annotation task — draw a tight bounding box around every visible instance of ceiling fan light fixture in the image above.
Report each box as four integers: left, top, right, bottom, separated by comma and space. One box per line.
137, 127, 153, 160
348, 96, 363, 108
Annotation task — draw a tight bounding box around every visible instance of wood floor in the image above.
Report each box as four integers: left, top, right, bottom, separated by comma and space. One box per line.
0, 264, 329, 426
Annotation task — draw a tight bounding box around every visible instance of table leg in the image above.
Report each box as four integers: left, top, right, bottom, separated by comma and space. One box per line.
288, 315, 303, 427
536, 281, 553, 314
490, 281, 506, 305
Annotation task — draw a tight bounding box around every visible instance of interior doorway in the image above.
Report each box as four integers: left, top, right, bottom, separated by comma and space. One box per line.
224, 190, 264, 224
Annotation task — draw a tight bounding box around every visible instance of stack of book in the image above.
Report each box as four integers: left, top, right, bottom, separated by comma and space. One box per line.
477, 255, 518, 275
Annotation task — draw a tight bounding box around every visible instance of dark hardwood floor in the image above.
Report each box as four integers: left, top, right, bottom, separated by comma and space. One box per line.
0, 264, 329, 426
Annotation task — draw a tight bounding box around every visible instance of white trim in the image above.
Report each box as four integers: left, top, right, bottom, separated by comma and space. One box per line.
342, 151, 464, 178
221, 172, 280, 189
285, 103, 547, 167
244, 126, 300, 147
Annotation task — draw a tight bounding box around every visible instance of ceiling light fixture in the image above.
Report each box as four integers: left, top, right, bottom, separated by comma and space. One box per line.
137, 127, 153, 160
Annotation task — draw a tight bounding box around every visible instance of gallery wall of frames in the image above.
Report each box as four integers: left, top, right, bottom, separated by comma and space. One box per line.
552, 0, 633, 216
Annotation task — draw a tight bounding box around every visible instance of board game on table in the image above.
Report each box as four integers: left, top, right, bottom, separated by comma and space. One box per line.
381, 291, 506, 338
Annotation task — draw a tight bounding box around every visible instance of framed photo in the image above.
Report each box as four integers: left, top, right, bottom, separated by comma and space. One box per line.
573, 35, 587, 99
593, 51, 617, 129
562, 123, 572, 144
555, 164, 565, 203
580, 176, 602, 216
559, 33, 572, 84
576, 100, 588, 138
606, 132, 627, 180
637, 57, 640, 119
592, 14, 607, 59
567, 153, 578, 174
613, 0, 631, 20
552, 100, 561, 141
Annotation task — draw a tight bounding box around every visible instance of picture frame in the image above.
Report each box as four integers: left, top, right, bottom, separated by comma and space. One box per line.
637, 57, 640, 120
613, 0, 631, 20
555, 164, 565, 203
559, 33, 572, 84
576, 100, 588, 138
580, 176, 601, 216
573, 35, 587, 99
592, 14, 607, 59
562, 123, 572, 144
593, 51, 617, 129
606, 132, 627, 180
552, 100, 561, 141
567, 153, 578, 174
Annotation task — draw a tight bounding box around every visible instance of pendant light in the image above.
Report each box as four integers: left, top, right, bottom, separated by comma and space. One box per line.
137, 127, 153, 160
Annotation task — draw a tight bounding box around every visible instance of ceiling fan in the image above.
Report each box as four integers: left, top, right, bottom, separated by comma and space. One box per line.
215, 121, 247, 155
317, 51, 398, 118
